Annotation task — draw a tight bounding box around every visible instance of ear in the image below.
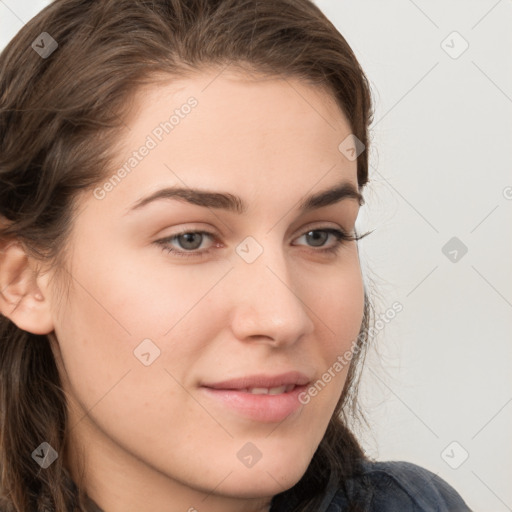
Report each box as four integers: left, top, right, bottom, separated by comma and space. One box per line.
0, 240, 54, 335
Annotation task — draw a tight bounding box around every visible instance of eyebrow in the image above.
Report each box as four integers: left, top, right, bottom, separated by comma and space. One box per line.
125, 180, 363, 216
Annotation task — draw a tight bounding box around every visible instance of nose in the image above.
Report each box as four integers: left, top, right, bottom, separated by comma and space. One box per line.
228, 241, 315, 348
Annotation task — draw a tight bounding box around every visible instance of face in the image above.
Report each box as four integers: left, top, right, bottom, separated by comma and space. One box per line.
44, 70, 365, 512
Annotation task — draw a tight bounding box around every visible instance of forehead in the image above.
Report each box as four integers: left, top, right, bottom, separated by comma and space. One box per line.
84, 69, 359, 218
122, 68, 352, 153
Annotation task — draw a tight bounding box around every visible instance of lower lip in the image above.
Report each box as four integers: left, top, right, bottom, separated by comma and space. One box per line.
200, 385, 307, 423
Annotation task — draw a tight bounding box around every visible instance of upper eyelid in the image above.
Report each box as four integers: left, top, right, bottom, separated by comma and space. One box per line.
163, 220, 350, 239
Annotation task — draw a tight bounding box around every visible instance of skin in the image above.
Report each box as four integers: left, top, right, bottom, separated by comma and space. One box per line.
0, 69, 365, 512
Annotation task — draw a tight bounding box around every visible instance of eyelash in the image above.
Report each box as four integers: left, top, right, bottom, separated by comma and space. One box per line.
154, 227, 368, 259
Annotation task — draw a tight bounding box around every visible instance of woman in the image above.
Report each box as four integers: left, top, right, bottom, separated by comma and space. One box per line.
0, 0, 472, 511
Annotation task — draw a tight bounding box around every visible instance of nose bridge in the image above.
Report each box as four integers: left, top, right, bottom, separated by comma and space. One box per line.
228, 234, 315, 345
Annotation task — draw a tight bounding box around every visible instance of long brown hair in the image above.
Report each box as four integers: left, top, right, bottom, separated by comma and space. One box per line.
0, 1, 375, 510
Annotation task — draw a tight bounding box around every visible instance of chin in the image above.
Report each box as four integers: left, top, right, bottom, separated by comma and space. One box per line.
218, 453, 311, 498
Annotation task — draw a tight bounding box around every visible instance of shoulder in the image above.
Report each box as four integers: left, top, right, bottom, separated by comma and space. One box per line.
327, 459, 473, 512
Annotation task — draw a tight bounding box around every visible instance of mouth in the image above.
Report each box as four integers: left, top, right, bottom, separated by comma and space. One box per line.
232, 384, 297, 395
199, 371, 311, 423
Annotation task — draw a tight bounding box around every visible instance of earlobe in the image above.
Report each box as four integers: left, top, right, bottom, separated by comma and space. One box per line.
0, 240, 55, 335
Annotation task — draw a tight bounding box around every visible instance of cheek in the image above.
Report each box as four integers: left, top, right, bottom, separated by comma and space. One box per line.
310, 256, 365, 351
59, 239, 229, 343
308, 261, 365, 400
51, 246, 230, 409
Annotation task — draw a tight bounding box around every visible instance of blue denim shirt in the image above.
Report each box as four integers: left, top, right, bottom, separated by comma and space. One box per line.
271, 459, 473, 511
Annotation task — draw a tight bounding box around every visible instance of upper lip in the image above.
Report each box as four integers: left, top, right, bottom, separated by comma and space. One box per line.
201, 371, 311, 390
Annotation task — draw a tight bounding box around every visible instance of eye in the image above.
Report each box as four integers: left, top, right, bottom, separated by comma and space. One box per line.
293, 228, 362, 255
154, 226, 370, 260
155, 230, 217, 258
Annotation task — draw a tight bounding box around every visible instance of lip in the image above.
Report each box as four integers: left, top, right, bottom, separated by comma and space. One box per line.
200, 371, 311, 423
202, 371, 311, 390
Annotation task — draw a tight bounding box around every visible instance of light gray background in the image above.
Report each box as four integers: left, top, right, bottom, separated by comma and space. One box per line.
1, 1, 511, 511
